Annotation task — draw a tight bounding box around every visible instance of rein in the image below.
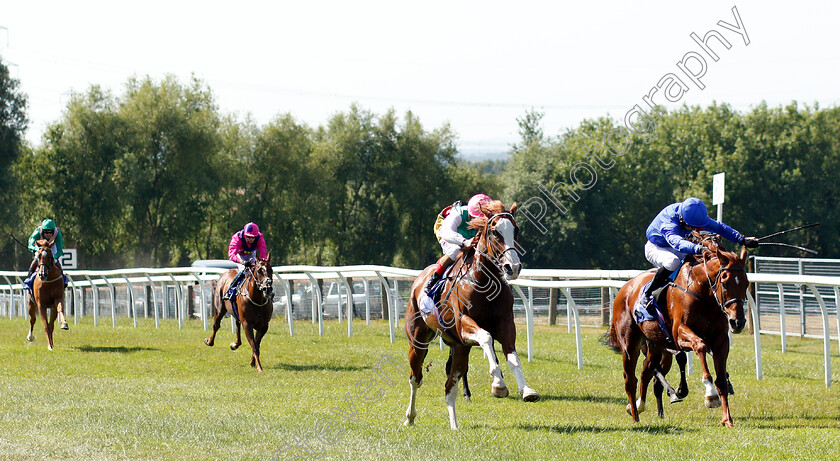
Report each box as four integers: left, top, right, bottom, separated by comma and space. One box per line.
239, 266, 272, 307
672, 255, 745, 315
472, 212, 519, 275
36, 247, 62, 284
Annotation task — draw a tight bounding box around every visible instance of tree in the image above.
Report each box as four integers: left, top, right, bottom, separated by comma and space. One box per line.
115, 75, 222, 266
0, 56, 29, 267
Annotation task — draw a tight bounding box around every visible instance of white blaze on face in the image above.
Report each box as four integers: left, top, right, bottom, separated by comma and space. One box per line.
495, 218, 521, 279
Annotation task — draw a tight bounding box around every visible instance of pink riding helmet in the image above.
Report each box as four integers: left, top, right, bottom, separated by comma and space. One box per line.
467, 194, 492, 218
243, 222, 260, 238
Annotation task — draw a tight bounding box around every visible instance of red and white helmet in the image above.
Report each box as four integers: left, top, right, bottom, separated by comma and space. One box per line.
242, 222, 260, 238
467, 194, 492, 218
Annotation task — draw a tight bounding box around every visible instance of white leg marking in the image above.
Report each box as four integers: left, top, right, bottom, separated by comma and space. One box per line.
506, 352, 539, 401
404, 376, 418, 426
702, 377, 721, 408
446, 376, 460, 430
627, 397, 646, 414
465, 329, 506, 391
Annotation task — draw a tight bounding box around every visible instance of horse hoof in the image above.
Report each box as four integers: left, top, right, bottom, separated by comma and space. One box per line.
26, 334, 34, 342
60, 323, 69, 330
705, 395, 721, 408
491, 386, 509, 398
403, 419, 414, 426
204, 338, 213, 347
230, 342, 239, 350
522, 388, 540, 402
47, 345, 53, 351
669, 394, 684, 404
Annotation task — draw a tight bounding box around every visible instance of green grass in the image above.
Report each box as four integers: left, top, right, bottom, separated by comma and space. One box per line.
0, 316, 838, 460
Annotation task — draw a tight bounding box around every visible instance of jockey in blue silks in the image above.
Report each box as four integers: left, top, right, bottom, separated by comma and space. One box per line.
643, 197, 758, 312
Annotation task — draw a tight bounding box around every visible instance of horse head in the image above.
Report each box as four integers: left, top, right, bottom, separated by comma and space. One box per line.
469, 201, 522, 280
34, 240, 54, 281
705, 245, 749, 334
253, 252, 274, 301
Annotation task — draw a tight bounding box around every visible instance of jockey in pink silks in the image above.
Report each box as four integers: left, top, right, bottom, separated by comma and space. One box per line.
222, 222, 268, 300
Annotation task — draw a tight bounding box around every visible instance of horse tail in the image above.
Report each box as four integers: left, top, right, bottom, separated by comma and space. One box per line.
600, 295, 622, 353
600, 328, 621, 353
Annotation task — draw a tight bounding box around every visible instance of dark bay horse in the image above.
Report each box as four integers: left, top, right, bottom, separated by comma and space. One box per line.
606, 240, 748, 427
205, 254, 274, 372
404, 200, 538, 430
26, 240, 67, 350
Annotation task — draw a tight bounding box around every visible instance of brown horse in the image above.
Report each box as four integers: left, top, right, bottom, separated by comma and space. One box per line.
606, 238, 748, 427
204, 253, 274, 372
26, 240, 67, 350
403, 200, 538, 430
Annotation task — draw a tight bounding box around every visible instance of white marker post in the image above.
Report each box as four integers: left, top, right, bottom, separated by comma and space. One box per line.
712, 172, 725, 221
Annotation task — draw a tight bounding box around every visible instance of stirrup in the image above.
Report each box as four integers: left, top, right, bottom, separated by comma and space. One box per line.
644, 295, 657, 315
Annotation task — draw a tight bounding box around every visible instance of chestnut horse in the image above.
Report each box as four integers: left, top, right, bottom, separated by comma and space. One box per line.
606, 239, 748, 427
204, 253, 274, 372
26, 240, 67, 350
404, 200, 538, 430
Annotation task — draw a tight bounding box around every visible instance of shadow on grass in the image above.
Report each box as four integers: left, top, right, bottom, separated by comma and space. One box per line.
739, 414, 839, 429
508, 423, 693, 434
536, 394, 628, 405
271, 362, 368, 372
74, 345, 160, 353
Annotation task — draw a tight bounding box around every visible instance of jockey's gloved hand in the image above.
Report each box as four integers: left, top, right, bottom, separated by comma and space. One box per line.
244, 260, 254, 267
742, 236, 759, 248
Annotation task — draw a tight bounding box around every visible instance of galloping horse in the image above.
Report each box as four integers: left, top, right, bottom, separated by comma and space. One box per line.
205, 254, 274, 372
606, 238, 748, 427
404, 200, 538, 430
26, 240, 68, 350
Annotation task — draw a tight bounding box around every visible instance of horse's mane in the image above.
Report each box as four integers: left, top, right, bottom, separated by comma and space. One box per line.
686, 231, 740, 267
467, 200, 506, 231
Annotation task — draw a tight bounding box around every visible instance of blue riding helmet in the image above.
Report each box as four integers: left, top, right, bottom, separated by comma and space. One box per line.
680, 197, 711, 227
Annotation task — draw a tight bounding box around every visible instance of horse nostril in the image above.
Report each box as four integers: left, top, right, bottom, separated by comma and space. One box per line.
503, 264, 513, 275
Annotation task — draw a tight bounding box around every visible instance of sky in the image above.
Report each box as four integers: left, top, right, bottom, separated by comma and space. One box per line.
1, 0, 839, 159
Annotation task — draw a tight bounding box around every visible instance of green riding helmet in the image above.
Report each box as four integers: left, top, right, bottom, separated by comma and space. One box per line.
41, 219, 56, 231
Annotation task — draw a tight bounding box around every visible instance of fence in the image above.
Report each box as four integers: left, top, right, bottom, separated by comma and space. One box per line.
2, 262, 838, 386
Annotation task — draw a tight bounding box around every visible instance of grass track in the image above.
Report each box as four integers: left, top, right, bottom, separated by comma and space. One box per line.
0, 317, 838, 460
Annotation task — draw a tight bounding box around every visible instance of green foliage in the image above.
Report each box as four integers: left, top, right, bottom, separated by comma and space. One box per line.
4, 68, 840, 270
505, 102, 840, 268
0, 56, 29, 266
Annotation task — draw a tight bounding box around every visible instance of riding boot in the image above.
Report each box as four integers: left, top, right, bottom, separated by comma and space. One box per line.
23, 264, 37, 292
645, 266, 673, 315
222, 270, 244, 300
424, 271, 442, 294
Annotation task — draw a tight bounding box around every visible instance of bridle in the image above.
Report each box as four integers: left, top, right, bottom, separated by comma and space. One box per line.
472, 212, 521, 273
239, 263, 274, 307
35, 246, 62, 284
703, 257, 747, 314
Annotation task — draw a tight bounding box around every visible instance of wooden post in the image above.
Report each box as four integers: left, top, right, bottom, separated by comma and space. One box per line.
600, 287, 610, 326
80, 285, 86, 317
548, 278, 558, 326
145, 285, 153, 319
380, 279, 390, 321
187, 285, 195, 320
